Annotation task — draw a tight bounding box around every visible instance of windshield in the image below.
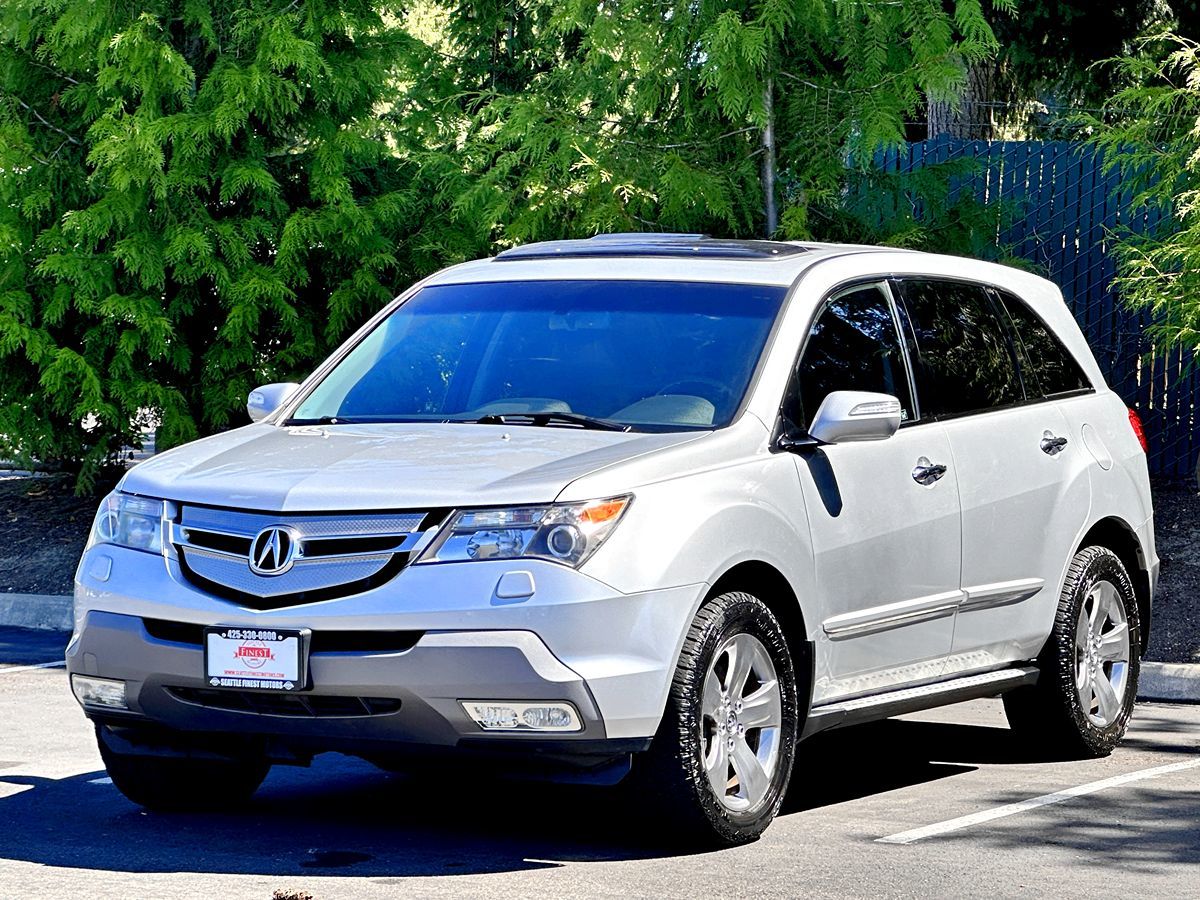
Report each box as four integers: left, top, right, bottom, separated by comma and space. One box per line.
289, 280, 787, 431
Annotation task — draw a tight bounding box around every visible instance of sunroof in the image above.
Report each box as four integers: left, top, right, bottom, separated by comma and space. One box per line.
494, 234, 808, 262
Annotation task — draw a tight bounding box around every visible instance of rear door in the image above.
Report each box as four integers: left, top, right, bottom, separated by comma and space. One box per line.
787, 282, 960, 703
892, 278, 1092, 675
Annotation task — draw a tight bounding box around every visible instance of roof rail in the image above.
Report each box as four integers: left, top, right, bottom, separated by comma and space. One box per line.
494, 234, 808, 262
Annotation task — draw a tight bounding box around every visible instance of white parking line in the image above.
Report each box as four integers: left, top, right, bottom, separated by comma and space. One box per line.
877, 757, 1200, 845
87, 777, 112, 785
0, 661, 65, 675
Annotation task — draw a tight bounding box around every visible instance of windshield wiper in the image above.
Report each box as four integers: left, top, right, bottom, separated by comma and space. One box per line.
473, 412, 632, 433
283, 415, 362, 425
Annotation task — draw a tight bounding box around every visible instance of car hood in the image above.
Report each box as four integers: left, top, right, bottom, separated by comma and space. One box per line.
119, 422, 708, 511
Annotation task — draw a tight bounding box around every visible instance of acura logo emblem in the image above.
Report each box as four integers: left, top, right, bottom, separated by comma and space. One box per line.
248, 526, 300, 576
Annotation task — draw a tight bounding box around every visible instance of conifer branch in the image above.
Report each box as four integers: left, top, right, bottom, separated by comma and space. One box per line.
1, 90, 82, 146
26, 58, 80, 86
608, 126, 757, 151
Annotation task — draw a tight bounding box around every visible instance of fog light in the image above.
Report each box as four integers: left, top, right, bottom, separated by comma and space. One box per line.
467, 704, 521, 729
461, 700, 582, 732
521, 705, 575, 729
71, 675, 128, 710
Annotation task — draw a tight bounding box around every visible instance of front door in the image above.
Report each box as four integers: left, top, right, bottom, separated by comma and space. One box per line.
785, 283, 961, 704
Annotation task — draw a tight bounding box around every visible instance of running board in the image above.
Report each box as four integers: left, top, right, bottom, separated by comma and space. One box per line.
802, 666, 1040, 739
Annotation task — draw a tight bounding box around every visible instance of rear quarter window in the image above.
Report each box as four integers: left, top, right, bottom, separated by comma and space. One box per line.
993, 288, 1092, 398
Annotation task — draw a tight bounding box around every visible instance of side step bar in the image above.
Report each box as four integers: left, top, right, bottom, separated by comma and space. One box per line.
802, 665, 1040, 740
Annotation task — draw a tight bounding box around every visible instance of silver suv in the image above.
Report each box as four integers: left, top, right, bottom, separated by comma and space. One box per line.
70, 235, 1156, 844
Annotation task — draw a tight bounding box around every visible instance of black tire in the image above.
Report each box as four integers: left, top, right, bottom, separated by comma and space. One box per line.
96, 724, 270, 812
627, 591, 800, 846
1003, 546, 1141, 759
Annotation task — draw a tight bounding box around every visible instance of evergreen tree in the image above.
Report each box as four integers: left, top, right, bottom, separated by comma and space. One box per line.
1087, 34, 1200, 353
0, 0, 423, 487
0, 0, 1016, 486
395, 0, 1012, 244
926, 1, 1154, 139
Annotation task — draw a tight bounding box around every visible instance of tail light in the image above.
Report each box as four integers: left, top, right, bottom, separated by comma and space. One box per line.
1127, 407, 1148, 454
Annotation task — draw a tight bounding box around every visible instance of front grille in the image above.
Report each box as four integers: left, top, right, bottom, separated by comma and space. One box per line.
170, 505, 445, 609
142, 618, 424, 654
169, 687, 402, 718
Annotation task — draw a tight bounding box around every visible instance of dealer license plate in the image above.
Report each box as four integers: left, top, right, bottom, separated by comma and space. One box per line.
204, 627, 307, 691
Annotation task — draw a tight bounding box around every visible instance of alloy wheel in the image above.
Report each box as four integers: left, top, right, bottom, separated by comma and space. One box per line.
1075, 579, 1131, 728
700, 632, 783, 813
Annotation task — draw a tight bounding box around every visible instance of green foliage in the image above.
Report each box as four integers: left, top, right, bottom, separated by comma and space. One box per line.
395, 0, 1011, 247
988, 1, 1154, 112
793, 158, 1023, 266
0, 0, 1016, 488
1085, 33, 1200, 351
0, 0, 428, 489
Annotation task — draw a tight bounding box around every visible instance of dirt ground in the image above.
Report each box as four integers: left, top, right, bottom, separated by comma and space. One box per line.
1143, 478, 1200, 664
0, 476, 108, 596
0, 474, 1196, 663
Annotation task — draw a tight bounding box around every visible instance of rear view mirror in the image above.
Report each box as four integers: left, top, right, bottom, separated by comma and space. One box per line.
807, 391, 902, 444
246, 383, 301, 423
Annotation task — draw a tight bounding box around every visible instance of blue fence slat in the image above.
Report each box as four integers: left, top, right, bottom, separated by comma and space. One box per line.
887, 138, 1183, 478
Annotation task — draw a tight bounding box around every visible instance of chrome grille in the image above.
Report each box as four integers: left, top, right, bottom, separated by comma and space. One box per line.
179, 506, 426, 537
172, 505, 432, 607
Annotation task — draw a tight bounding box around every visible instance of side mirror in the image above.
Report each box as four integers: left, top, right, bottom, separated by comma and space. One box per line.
246, 382, 301, 423
807, 391, 902, 444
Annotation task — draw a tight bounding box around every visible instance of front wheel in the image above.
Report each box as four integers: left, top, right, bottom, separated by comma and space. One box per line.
1003, 546, 1141, 758
96, 724, 270, 811
629, 591, 800, 846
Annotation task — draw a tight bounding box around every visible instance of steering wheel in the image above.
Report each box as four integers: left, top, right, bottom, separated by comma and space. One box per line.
656, 378, 734, 407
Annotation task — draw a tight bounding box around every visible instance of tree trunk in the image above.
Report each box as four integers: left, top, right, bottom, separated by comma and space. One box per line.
927, 61, 996, 140
761, 78, 778, 237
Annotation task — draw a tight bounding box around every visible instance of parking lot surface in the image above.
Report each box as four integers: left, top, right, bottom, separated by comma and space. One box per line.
0, 629, 1196, 899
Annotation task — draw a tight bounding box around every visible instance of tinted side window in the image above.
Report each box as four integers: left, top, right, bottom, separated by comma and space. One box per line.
896, 279, 1021, 418
994, 289, 1092, 398
787, 284, 913, 429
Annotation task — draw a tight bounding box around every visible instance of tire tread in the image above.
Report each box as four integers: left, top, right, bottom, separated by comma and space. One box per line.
1004, 546, 1140, 759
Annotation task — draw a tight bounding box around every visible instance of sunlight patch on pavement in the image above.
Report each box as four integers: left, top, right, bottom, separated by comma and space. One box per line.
0, 783, 33, 800
0, 661, 65, 675
877, 757, 1200, 844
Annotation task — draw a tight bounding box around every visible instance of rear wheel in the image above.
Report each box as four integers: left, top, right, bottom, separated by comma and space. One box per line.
96, 724, 270, 811
629, 591, 800, 845
1003, 546, 1140, 758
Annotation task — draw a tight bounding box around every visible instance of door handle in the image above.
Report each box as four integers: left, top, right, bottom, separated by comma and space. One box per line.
1040, 431, 1069, 456
912, 456, 948, 486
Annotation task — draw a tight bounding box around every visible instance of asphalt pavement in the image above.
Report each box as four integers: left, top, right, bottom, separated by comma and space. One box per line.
0, 629, 1197, 899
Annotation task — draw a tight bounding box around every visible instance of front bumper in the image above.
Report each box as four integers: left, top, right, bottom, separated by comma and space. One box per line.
71, 609, 612, 745
70, 546, 705, 753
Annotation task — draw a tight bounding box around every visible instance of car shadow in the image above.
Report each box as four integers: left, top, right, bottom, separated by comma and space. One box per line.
0, 713, 1190, 877
0, 627, 70, 667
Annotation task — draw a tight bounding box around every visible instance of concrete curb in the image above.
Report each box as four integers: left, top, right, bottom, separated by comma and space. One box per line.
0, 594, 1196, 701
0, 594, 72, 632
1139, 661, 1200, 703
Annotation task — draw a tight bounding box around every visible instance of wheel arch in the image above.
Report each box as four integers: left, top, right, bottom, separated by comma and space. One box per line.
1076, 516, 1152, 655
708, 560, 814, 721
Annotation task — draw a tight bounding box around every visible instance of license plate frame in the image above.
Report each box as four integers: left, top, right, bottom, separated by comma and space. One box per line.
203, 626, 310, 692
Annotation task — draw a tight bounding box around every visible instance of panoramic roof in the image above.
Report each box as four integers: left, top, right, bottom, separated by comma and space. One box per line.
494, 233, 810, 262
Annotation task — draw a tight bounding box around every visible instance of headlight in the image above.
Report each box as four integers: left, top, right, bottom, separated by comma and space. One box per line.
418, 496, 631, 568
86, 493, 165, 554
